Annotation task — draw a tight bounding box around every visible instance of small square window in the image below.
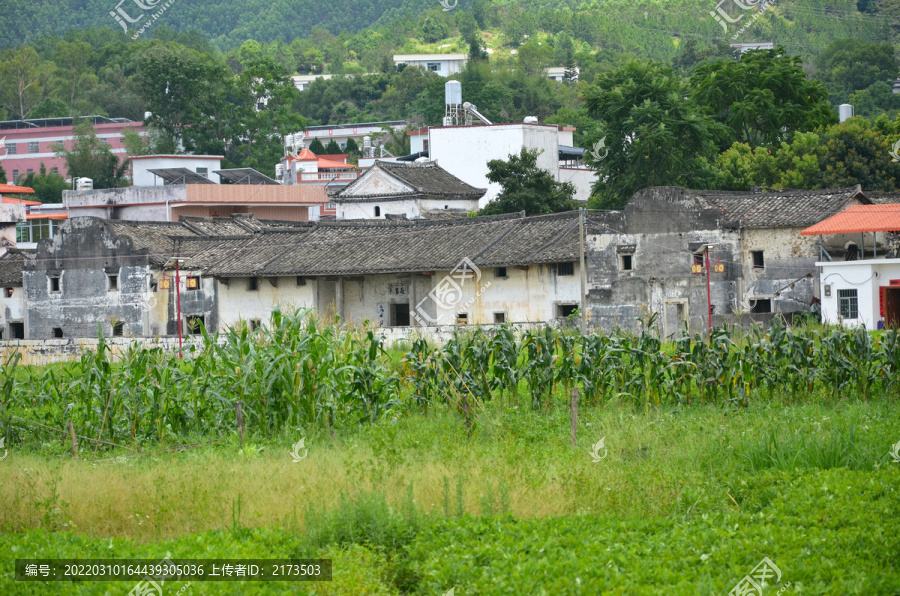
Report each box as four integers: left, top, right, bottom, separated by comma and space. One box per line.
112, 322, 124, 337
51, 167, 59, 175
28, 141, 39, 153
11, 170, 18, 182
495, 267, 507, 278
249, 319, 261, 331
693, 253, 705, 266
49, 276, 60, 293
557, 262, 575, 276
838, 289, 858, 319
457, 313, 468, 325
196, 167, 208, 178
296, 276, 306, 286
186, 276, 200, 291
620, 254, 633, 272
10, 322, 24, 339
52, 327, 63, 338
248, 277, 259, 291
751, 298, 772, 314
493, 312, 506, 324
185, 315, 205, 335
107, 274, 118, 291
751, 250, 765, 269
4, 288, 13, 298
557, 304, 578, 318
5, 144, 16, 155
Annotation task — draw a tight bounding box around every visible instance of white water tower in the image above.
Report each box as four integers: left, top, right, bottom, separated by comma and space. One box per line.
75, 177, 93, 192
839, 104, 854, 123
444, 80, 463, 126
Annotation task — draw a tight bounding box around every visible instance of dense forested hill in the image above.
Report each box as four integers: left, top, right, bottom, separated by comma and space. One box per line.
0, 0, 894, 56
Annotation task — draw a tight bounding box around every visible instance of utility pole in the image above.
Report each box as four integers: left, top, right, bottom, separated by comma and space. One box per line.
578, 208, 588, 334
705, 245, 713, 331
175, 259, 183, 356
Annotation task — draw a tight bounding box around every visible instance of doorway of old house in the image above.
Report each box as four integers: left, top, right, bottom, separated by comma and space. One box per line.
391, 302, 410, 326
663, 299, 688, 338
883, 287, 900, 328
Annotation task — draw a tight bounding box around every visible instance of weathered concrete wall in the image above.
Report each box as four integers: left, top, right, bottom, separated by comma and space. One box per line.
216, 276, 316, 330
25, 218, 165, 339
741, 227, 818, 313
1, 287, 25, 340
63, 186, 186, 222
558, 168, 596, 202
0, 336, 197, 366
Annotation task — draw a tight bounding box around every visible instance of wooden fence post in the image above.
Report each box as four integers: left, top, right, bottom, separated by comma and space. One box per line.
235, 401, 244, 449
67, 421, 78, 458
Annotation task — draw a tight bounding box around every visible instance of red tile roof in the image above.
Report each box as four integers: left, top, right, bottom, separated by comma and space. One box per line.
0, 184, 35, 194
2, 196, 41, 206
800, 204, 900, 235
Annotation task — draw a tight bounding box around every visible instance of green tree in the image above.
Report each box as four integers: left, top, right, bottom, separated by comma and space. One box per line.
691, 48, 835, 148
0, 46, 47, 120
711, 133, 827, 191
308, 138, 327, 154
135, 44, 230, 148
21, 163, 68, 203
583, 60, 724, 209
479, 148, 577, 216
421, 16, 450, 43
52, 41, 97, 116
815, 39, 899, 107
325, 139, 342, 154
0, 163, 7, 184
820, 117, 900, 191
56, 120, 129, 189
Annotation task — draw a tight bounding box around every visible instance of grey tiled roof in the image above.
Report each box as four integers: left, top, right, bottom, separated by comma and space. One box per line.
694, 186, 869, 228
333, 161, 486, 201
178, 211, 584, 277
865, 192, 900, 205
0, 249, 28, 287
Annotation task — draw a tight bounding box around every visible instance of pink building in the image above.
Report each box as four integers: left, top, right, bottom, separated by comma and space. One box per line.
0, 116, 144, 183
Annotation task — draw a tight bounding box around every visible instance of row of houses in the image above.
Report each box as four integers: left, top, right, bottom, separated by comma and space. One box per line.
1, 183, 894, 340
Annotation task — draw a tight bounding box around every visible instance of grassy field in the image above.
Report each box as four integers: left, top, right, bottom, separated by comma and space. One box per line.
2, 398, 899, 594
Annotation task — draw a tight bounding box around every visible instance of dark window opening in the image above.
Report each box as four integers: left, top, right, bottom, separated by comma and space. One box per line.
186, 276, 200, 291
296, 276, 306, 286
151, 281, 158, 293
496, 267, 507, 278
52, 327, 63, 338
4, 288, 13, 298
751, 250, 765, 269
185, 315, 205, 335
108, 274, 118, 291
247, 277, 258, 291
112, 322, 124, 337
249, 319, 261, 331
374, 206, 381, 217
49, 276, 60, 293
494, 312, 506, 324
620, 254, 633, 271
557, 304, 578, 318
457, 313, 469, 325
838, 289, 858, 319
845, 243, 859, 261
693, 253, 705, 266
10, 322, 24, 339
391, 303, 410, 326
751, 298, 772, 314
557, 262, 575, 276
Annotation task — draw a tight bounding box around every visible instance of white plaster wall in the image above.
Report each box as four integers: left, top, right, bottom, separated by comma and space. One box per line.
559, 168, 596, 202
397, 58, 465, 77
429, 124, 560, 206
336, 265, 582, 327
1, 287, 25, 338
819, 259, 900, 328
133, 156, 222, 186
338, 198, 479, 220
216, 276, 316, 330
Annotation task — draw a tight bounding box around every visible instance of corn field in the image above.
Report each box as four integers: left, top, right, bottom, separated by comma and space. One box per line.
1, 309, 899, 450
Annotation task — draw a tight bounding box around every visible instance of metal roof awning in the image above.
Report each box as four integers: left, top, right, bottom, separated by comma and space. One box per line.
800, 204, 900, 235
214, 168, 280, 185
148, 168, 217, 185
559, 145, 586, 159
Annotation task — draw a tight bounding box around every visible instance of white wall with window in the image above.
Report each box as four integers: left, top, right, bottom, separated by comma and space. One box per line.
16, 218, 61, 248
818, 258, 900, 328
